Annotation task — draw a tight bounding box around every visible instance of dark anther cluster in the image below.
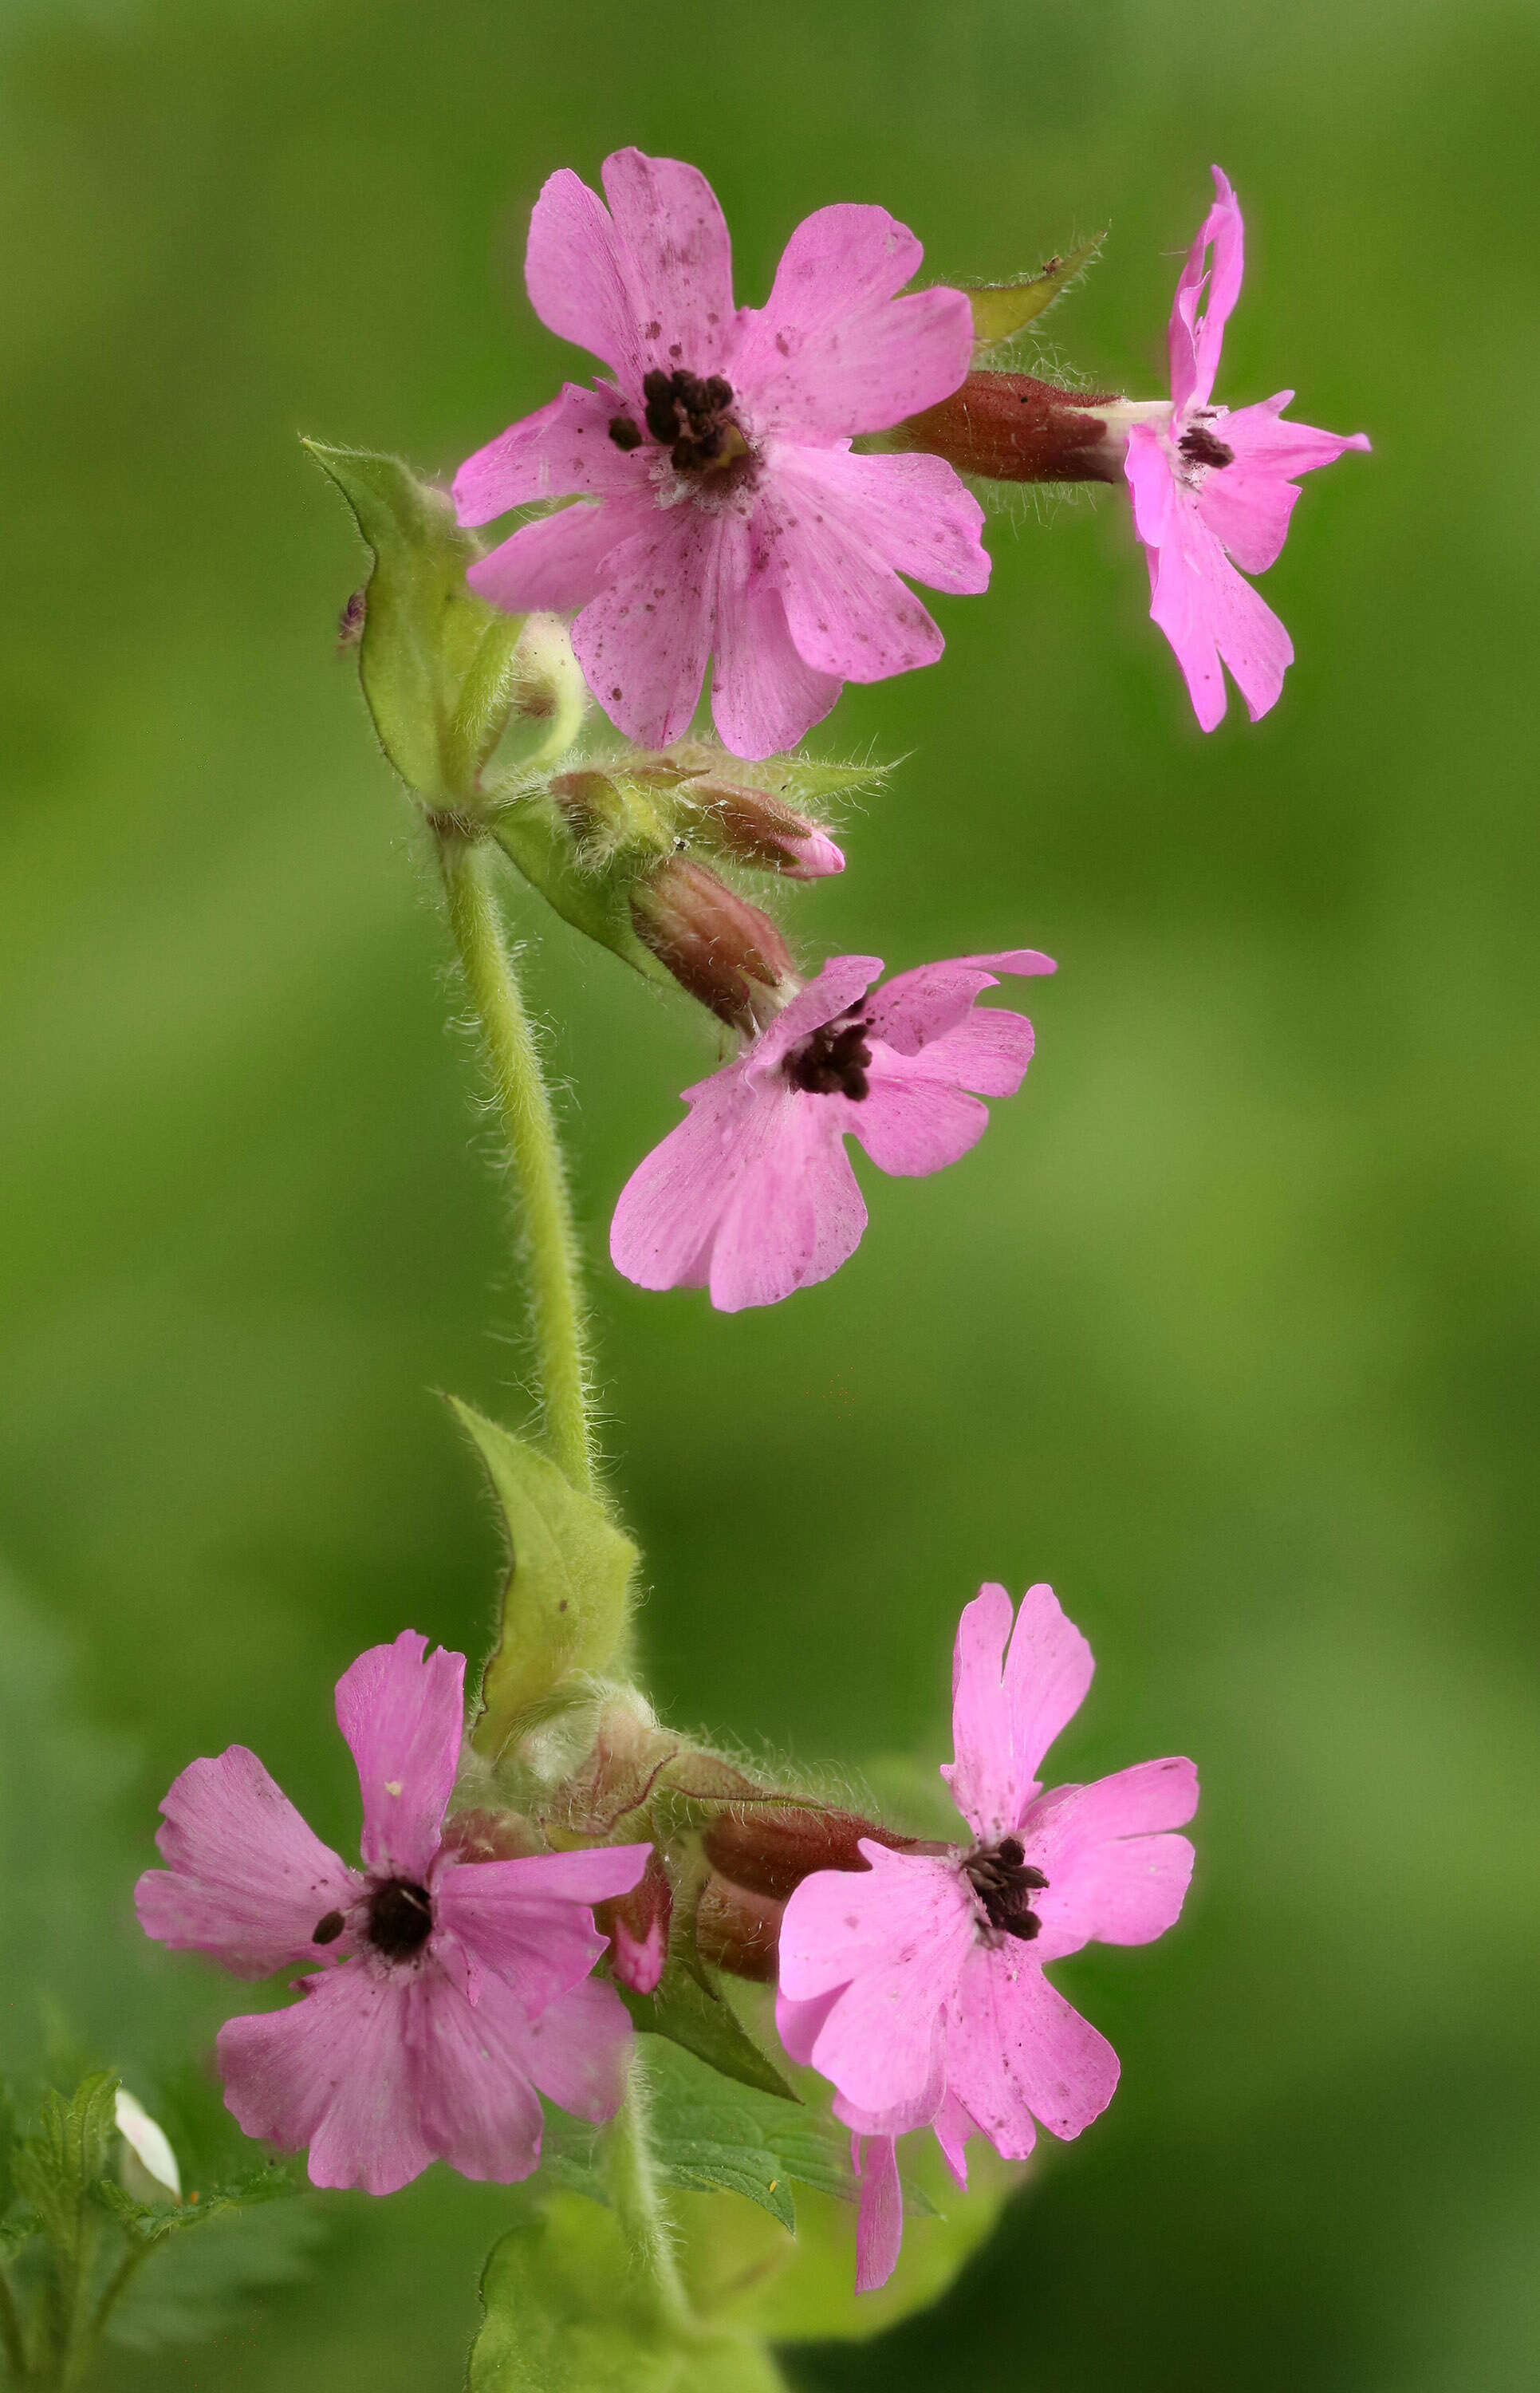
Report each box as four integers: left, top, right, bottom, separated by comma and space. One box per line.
365, 1876, 434, 1961
610, 367, 738, 471
963, 1835, 1050, 1942
785, 1015, 874, 1101
1179, 422, 1235, 470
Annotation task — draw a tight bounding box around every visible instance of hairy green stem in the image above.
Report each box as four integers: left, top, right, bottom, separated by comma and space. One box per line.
437, 833, 595, 1492
607, 2051, 695, 2338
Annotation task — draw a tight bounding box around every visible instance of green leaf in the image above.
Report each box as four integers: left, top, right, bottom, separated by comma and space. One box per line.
643, 2038, 853, 2230
13, 2072, 118, 2265
470, 2194, 787, 2393
620, 1961, 797, 2105
450, 1400, 638, 1737
489, 794, 676, 990
967, 233, 1105, 352
303, 441, 522, 803
679, 2134, 1018, 2347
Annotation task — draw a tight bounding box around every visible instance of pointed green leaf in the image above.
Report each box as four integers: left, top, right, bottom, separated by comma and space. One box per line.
644, 2039, 851, 2229
303, 441, 522, 802
967, 233, 1105, 352
13, 2072, 118, 2265
470, 2194, 787, 2393
451, 1400, 637, 1735
489, 798, 675, 990
620, 1962, 797, 2104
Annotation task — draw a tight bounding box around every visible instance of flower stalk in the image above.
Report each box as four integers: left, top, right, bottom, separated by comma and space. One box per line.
435, 828, 594, 1493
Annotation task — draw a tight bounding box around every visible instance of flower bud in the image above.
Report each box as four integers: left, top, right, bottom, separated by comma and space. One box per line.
702, 1802, 931, 1903
596, 1846, 672, 1994
630, 858, 795, 1034
902, 371, 1132, 485
676, 776, 844, 881
505, 612, 589, 756
115, 2088, 181, 2206
695, 1873, 783, 1983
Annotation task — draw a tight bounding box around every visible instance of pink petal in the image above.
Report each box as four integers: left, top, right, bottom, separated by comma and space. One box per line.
709, 505, 842, 760
136, 1747, 359, 1981
610, 1065, 761, 1295
914, 1006, 1038, 1099
1199, 395, 1370, 574
1169, 165, 1244, 416
571, 502, 721, 746
848, 1058, 989, 1177
945, 1947, 1119, 2157
778, 1843, 967, 2002
336, 1632, 465, 1882
1127, 427, 1294, 731
432, 1843, 650, 2016
735, 204, 973, 438
941, 1583, 1093, 1842
704, 1089, 867, 1312
600, 148, 739, 380
749, 955, 885, 1076
454, 383, 645, 525
865, 951, 1054, 1055
518, 1975, 635, 2122
769, 447, 947, 684
770, 444, 990, 597
467, 493, 647, 616
780, 1845, 973, 2129
524, 167, 646, 390
218, 1964, 435, 2196
774, 1984, 841, 2068
1025, 1759, 1198, 1958
853, 2135, 904, 2294
408, 1965, 546, 2183
931, 2090, 976, 2189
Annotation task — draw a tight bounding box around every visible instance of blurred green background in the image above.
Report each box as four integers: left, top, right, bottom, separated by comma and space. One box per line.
2, 0, 1537, 2383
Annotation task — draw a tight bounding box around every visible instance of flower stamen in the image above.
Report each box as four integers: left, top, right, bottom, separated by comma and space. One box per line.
366, 1877, 433, 1961
783, 1015, 873, 1101
963, 1834, 1048, 1942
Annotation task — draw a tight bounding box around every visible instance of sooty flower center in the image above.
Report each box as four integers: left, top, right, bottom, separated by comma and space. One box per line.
963, 1835, 1048, 1942
364, 1876, 433, 1961
783, 1015, 873, 1101
610, 369, 743, 474
1179, 420, 1235, 471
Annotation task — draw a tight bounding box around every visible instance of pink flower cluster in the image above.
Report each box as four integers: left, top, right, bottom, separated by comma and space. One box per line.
778, 1583, 1198, 2288
459, 150, 1365, 749
136, 1633, 648, 2194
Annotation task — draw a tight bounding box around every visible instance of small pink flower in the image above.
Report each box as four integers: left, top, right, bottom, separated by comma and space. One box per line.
1124, 166, 1369, 731
455, 148, 988, 761
136, 1631, 649, 2196
609, 948, 1054, 1312
777, 1583, 1197, 2290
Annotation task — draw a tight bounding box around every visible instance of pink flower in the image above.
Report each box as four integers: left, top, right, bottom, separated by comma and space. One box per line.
776, 1583, 1197, 2290
1123, 166, 1369, 731
136, 1631, 649, 2196
454, 148, 988, 761
609, 947, 1054, 1312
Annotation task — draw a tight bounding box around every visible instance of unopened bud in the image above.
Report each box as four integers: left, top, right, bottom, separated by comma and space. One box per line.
506, 613, 589, 756
702, 1803, 930, 1903
116, 2088, 181, 2206
597, 1847, 672, 1994
695, 1873, 783, 1983
903, 372, 1151, 486
631, 858, 795, 1034
677, 777, 843, 881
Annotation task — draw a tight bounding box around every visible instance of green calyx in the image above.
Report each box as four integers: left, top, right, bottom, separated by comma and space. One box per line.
965, 231, 1106, 355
